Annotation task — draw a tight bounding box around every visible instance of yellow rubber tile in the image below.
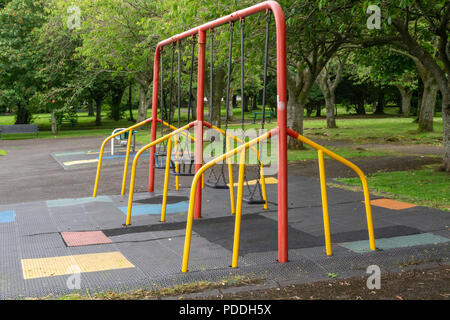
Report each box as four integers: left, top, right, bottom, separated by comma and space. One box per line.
21, 252, 135, 280
228, 177, 278, 187
63, 159, 99, 166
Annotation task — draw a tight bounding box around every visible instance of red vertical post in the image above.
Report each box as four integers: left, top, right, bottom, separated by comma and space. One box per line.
194, 30, 206, 219
148, 47, 161, 192
272, 3, 288, 263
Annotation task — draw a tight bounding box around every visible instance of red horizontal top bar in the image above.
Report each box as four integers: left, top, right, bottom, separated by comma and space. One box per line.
156, 1, 283, 49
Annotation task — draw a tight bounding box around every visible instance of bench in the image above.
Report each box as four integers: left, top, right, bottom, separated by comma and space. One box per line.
251, 110, 275, 123
0, 124, 39, 139
58, 117, 78, 129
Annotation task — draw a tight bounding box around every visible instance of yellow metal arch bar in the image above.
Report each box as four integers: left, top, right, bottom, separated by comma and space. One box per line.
125, 122, 194, 226
226, 136, 236, 215
93, 118, 152, 198
95, 117, 195, 199
181, 128, 277, 272
287, 128, 376, 253
161, 136, 173, 222
232, 149, 246, 268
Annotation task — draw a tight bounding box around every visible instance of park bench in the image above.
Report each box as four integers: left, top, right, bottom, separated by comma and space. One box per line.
57, 117, 78, 129
0, 124, 39, 139
251, 110, 275, 123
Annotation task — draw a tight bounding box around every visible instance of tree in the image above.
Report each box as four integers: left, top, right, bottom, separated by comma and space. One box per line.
350, 1, 449, 170
315, 54, 345, 128
35, 1, 118, 132
0, 0, 46, 124
67, 0, 162, 123
283, 0, 364, 149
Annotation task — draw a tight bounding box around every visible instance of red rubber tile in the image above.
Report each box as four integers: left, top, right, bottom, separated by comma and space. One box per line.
61, 231, 112, 247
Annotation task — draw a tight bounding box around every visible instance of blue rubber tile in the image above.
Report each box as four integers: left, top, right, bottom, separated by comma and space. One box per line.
118, 202, 189, 216
0, 211, 14, 223
46, 196, 112, 208
340, 232, 449, 253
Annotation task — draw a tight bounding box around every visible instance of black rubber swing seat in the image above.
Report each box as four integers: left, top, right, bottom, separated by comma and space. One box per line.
205, 165, 229, 189
204, 182, 229, 189
153, 152, 174, 169
242, 198, 266, 205
169, 158, 196, 176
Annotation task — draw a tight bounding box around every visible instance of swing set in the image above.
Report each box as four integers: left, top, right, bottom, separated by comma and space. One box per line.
92, 1, 377, 273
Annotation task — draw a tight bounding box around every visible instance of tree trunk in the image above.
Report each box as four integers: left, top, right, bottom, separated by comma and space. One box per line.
137, 84, 150, 124
374, 86, 385, 114
287, 85, 306, 150
51, 109, 58, 134
243, 95, 249, 112
128, 85, 135, 122
111, 85, 125, 121
325, 92, 337, 128
397, 86, 413, 116
306, 104, 313, 118
316, 59, 342, 128
87, 99, 94, 117
252, 95, 257, 111
354, 96, 366, 115
15, 105, 31, 124
226, 90, 234, 122
315, 103, 321, 117
442, 92, 450, 171
418, 79, 438, 132
95, 97, 103, 126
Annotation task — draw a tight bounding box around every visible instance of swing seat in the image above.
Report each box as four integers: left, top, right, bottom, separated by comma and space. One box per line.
154, 153, 174, 169
243, 198, 266, 205
170, 157, 196, 176
205, 164, 229, 189
204, 182, 229, 189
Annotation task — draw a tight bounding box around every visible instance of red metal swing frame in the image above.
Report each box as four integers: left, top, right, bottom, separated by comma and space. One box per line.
148, 1, 289, 263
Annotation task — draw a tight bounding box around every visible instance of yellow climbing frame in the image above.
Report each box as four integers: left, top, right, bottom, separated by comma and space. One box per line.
93, 118, 152, 198
289, 130, 376, 256
125, 123, 194, 226
181, 128, 377, 272
92, 118, 195, 198
181, 129, 277, 272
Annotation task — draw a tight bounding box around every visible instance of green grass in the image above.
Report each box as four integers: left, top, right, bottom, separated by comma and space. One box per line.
0, 108, 444, 148
335, 167, 450, 211
24, 275, 260, 300
303, 117, 443, 145
288, 146, 392, 161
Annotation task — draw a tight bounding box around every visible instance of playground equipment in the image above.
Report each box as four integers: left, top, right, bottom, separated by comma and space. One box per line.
110, 128, 137, 156
93, 1, 376, 273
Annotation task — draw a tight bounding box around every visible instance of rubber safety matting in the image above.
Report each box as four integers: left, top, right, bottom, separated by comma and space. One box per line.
341, 232, 449, 253
61, 231, 112, 247
21, 252, 135, 280
369, 198, 418, 210
118, 202, 189, 216
0, 210, 15, 223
